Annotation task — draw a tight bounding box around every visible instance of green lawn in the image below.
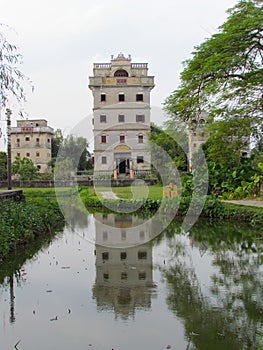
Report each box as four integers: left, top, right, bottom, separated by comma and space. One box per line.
7, 187, 77, 197
94, 185, 163, 200
1, 185, 164, 200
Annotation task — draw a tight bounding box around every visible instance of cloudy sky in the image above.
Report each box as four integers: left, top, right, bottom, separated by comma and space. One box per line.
0, 0, 237, 149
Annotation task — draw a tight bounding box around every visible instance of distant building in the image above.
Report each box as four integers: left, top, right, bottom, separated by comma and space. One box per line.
89, 53, 155, 178
188, 113, 250, 170
188, 113, 209, 170
11, 119, 54, 173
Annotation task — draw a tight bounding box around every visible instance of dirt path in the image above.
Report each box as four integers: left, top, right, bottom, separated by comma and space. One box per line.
223, 200, 263, 208
99, 191, 119, 199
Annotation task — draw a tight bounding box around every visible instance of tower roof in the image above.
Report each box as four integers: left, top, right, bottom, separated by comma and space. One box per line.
111, 53, 131, 62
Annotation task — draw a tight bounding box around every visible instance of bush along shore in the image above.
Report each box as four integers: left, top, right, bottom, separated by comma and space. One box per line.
0, 198, 65, 262
80, 190, 263, 227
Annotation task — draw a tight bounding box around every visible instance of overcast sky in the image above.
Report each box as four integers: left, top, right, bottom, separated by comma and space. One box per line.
0, 0, 237, 150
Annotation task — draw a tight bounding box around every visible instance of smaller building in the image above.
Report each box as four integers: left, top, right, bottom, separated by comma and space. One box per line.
11, 119, 54, 173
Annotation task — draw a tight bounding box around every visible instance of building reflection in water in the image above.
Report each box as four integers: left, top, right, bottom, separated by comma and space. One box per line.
92, 213, 157, 320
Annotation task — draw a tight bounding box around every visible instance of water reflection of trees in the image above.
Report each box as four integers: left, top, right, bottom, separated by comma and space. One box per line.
57, 199, 89, 230
0, 224, 64, 324
161, 220, 263, 350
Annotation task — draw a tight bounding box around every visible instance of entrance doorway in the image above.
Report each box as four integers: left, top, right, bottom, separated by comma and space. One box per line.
119, 159, 126, 174
114, 153, 131, 176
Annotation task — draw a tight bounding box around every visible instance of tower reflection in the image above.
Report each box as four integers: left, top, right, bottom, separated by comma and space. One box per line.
92, 213, 157, 320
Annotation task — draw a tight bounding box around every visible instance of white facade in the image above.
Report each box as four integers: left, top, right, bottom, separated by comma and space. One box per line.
89, 53, 154, 178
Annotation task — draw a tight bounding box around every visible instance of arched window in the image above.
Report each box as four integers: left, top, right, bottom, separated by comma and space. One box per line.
114, 69, 128, 77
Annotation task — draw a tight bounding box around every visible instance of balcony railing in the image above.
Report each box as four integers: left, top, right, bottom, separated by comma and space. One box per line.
94, 63, 111, 69
131, 63, 148, 69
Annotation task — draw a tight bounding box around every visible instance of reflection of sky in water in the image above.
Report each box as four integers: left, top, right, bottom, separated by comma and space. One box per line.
0, 213, 262, 350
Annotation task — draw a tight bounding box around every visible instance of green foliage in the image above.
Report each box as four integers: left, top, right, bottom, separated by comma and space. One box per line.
49, 131, 93, 174
51, 129, 63, 158
54, 158, 74, 180
149, 123, 187, 172
164, 0, 263, 129
0, 199, 64, 261
0, 151, 7, 180
203, 118, 251, 166
57, 134, 92, 171
205, 155, 262, 198
79, 185, 263, 226
12, 157, 39, 180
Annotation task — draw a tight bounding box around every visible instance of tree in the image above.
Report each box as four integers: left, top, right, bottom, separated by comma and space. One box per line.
54, 158, 74, 180
0, 24, 31, 114
0, 151, 7, 180
148, 123, 188, 172
51, 129, 63, 159
12, 157, 39, 180
57, 134, 92, 171
164, 0, 263, 132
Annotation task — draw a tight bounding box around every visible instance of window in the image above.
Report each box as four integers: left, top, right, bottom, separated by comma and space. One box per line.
100, 115, 106, 123
120, 135, 125, 143
37, 165, 41, 170
36, 152, 40, 157
121, 230, 126, 240
138, 272, 146, 280
121, 272, 127, 280
139, 231, 145, 240
137, 156, 144, 164
101, 135, 106, 143
103, 231, 108, 241
36, 123, 39, 127
136, 93, 143, 101
120, 252, 127, 260
36, 137, 40, 143
118, 114, 125, 122
114, 69, 128, 77
17, 152, 20, 157
100, 93, 106, 102
26, 152, 30, 157
102, 252, 109, 260
101, 156, 107, 164
103, 273, 109, 280
193, 143, 197, 148
138, 251, 147, 260
47, 138, 50, 143
17, 138, 20, 143
138, 135, 143, 143
25, 137, 30, 141
136, 115, 145, 122
118, 93, 125, 102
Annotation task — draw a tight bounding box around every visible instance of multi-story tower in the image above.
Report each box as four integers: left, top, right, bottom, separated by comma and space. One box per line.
11, 119, 54, 173
89, 53, 154, 178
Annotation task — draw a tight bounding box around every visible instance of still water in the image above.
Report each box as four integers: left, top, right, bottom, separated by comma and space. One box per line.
0, 210, 262, 350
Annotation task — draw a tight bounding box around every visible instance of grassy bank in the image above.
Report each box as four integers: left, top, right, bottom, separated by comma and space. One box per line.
79, 186, 263, 226
0, 195, 65, 262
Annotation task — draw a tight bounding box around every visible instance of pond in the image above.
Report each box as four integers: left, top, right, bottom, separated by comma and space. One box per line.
0, 209, 262, 350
